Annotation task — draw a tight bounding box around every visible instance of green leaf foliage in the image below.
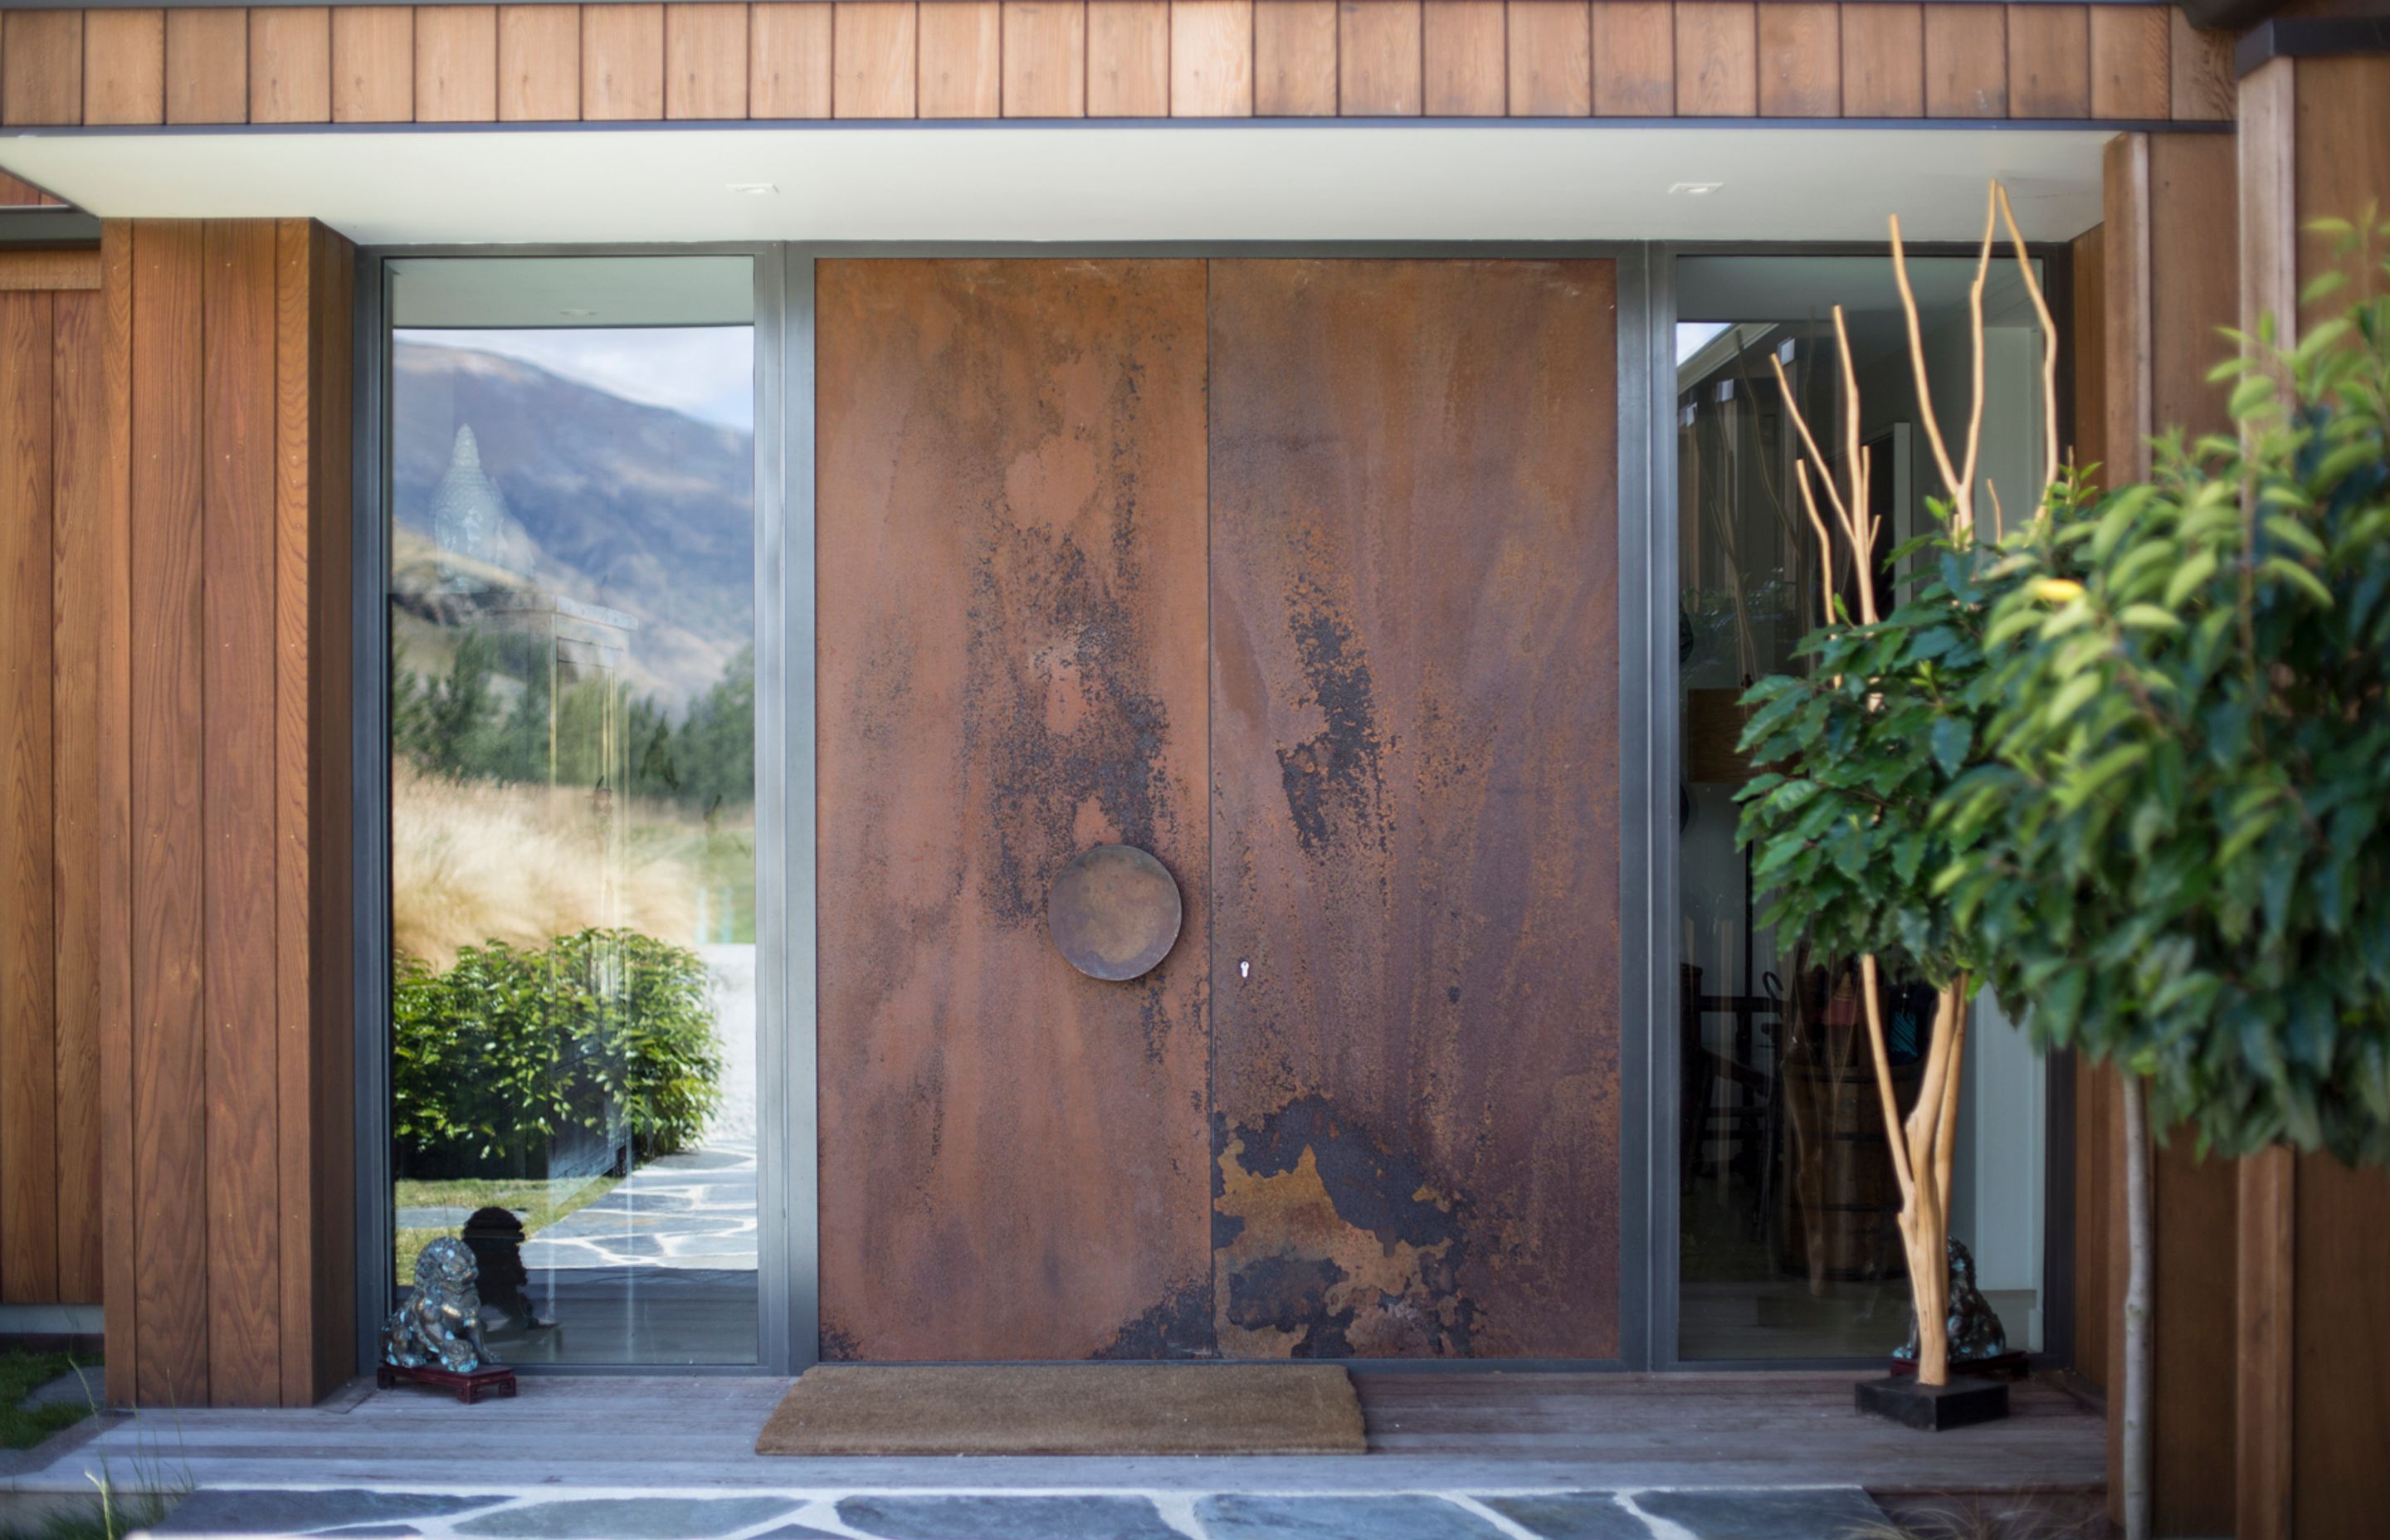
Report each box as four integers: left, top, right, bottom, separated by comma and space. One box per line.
393, 928, 724, 1179
1942, 230, 2390, 1168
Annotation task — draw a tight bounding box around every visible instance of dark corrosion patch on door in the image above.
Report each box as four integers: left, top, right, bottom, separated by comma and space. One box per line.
816, 259, 1212, 1361
1207, 259, 1622, 1359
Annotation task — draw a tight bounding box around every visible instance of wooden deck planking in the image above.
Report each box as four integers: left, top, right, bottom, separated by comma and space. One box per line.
20, 1373, 2103, 1495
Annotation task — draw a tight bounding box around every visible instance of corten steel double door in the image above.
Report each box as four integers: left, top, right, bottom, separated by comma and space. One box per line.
817, 258, 1622, 1362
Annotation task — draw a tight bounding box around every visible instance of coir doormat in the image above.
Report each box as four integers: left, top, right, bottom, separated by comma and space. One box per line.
754, 1363, 1368, 1456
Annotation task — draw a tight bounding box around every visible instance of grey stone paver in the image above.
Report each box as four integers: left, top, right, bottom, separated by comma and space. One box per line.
148, 1490, 502, 1535
1630, 1487, 1890, 1540
836, 1494, 1183, 1540
1480, 1493, 1659, 1539
1194, 1494, 1510, 1540
17, 1364, 105, 1410
452, 1496, 797, 1538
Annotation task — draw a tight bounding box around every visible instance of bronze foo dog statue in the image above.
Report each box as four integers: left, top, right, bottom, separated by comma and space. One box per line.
383, 1235, 495, 1374
1893, 1236, 2009, 1367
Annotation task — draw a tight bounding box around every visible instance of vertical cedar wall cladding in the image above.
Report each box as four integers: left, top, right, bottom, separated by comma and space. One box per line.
90, 220, 356, 1409
817, 258, 1619, 1362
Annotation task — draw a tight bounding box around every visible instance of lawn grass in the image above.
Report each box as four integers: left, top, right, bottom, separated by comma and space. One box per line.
0, 1351, 95, 1452
393, 1172, 621, 1285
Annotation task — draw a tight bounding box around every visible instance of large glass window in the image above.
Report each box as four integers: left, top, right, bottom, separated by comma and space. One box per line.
386, 256, 759, 1364
1675, 255, 2050, 1362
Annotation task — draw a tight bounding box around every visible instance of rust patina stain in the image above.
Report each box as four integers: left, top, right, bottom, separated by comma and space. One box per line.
816, 259, 1212, 1361
1207, 260, 1624, 1358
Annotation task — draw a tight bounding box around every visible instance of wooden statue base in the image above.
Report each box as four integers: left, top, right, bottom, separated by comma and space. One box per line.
376, 1362, 518, 1404
1888, 1349, 2030, 1382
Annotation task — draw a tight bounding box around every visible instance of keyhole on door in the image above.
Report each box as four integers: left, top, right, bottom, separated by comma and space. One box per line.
1239, 959, 1251, 979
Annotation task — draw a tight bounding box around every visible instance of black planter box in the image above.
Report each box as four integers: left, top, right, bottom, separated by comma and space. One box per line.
1854, 1373, 2010, 1430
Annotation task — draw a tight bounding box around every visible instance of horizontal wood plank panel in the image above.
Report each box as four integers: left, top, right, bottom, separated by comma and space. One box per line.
1002, 1, 1087, 116
0, 251, 102, 292
1513, 0, 1593, 116
85, 8, 167, 127
919, 0, 1002, 117
1924, 2, 2003, 119
750, 2, 831, 115
4, 11, 85, 126
1591, 1, 1669, 117
414, 5, 499, 123
1256, 0, 1337, 115
1840, 1, 1921, 118
1756, 1, 1836, 117
0, 173, 62, 210
833, 2, 918, 117
1341, 0, 1423, 116
2089, 4, 2167, 121
331, 7, 414, 122
1087, 0, 1169, 114
128, 217, 208, 1407
2168, 7, 2231, 124
666, 2, 750, 118
1422, 0, 1503, 115
0, 290, 60, 1306
250, 8, 333, 124
2007, 2, 2087, 119
198, 217, 280, 1406
50, 286, 107, 1306
496, 4, 579, 120
581, 2, 665, 119
1172, 0, 1253, 115
165, 9, 249, 125
1675, 2, 1757, 118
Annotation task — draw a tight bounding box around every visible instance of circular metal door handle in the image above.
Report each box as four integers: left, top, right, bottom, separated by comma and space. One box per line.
1046, 844, 1183, 982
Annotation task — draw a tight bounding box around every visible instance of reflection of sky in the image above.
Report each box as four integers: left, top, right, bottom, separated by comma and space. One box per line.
396, 325, 754, 432
1675, 320, 1732, 366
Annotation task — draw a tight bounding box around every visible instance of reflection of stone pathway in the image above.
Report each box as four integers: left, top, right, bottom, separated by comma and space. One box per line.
521, 1142, 758, 1272
148, 1484, 1892, 1538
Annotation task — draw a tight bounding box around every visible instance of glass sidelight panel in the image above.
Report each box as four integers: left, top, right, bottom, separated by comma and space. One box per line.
385, 256, 759, 1364
1674, 256, 2051, 1362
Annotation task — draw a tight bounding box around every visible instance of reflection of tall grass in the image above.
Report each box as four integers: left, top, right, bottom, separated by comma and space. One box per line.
393, 763, 754, 967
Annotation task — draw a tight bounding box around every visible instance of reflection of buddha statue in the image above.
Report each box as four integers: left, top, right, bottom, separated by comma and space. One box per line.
1894, 1237, 2009, 1365
431, 424, 505, 589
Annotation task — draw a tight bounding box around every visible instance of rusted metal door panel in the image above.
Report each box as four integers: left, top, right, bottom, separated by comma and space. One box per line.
1207, 259, 1622, 1358
816, 259, 1213, 1360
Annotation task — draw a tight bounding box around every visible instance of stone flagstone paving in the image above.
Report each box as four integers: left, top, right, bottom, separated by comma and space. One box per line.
139, 1484, 1890, 1539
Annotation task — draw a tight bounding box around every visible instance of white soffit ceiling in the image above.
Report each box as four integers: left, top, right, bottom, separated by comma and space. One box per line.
0, 124, 2114, 247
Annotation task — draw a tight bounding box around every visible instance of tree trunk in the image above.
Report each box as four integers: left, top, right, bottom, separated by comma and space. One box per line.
2120, 1067, 2153, 1540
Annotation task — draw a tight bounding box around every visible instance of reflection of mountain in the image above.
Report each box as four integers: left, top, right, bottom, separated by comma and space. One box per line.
393, 342, 753, 708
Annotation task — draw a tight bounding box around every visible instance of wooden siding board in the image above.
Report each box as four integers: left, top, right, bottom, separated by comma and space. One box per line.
1002, 1, 1087, 117
331, 7, 415, 122
415, 5, 500, 123
97, 220, 137, 1407
50, 286, 107, 1305
2292, 1156, 2390, 1538
1172, 0, 1254, 115
274, 218, 317, 1409
816, 257, 1212, 1360
165, 8, 249, 125
496, 4, 579, 120
1839, 2, 1922, 119
2088, 5, 2168, 122
2146, 132, 2236, 446
1087, 0, 1169, 115
2102, 133, 2150, 483
2006, 2, 2086, 119
250, 8, 334, 124
833, 2, 918, 118
1674, 2, 1756, 119
581, 2, 665, 119
1589, 1, 1666, 117
1255, 0, 1337, 116
919, 0, 1002, 117
0, 289, 59, 1307
1340, 0, 1424, 116
2237, 1149, 2294, 1540
85, 9, 168, 127
1207, 257, 1622, 1359
4, 12, 85, 126
1422, 0, 1504, 116
2295, 57, 2390, 337
666, 2, 751, 119
2168, 8, 2231, 124
128, 218, 209, 1407
199, 219, 280, 1408
1755, 2, 1836, 119
1924, 3, 2004, 119
751, 2, 833, 116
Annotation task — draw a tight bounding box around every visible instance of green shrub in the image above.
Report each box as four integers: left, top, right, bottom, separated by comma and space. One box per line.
394, 928, 722, 1177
